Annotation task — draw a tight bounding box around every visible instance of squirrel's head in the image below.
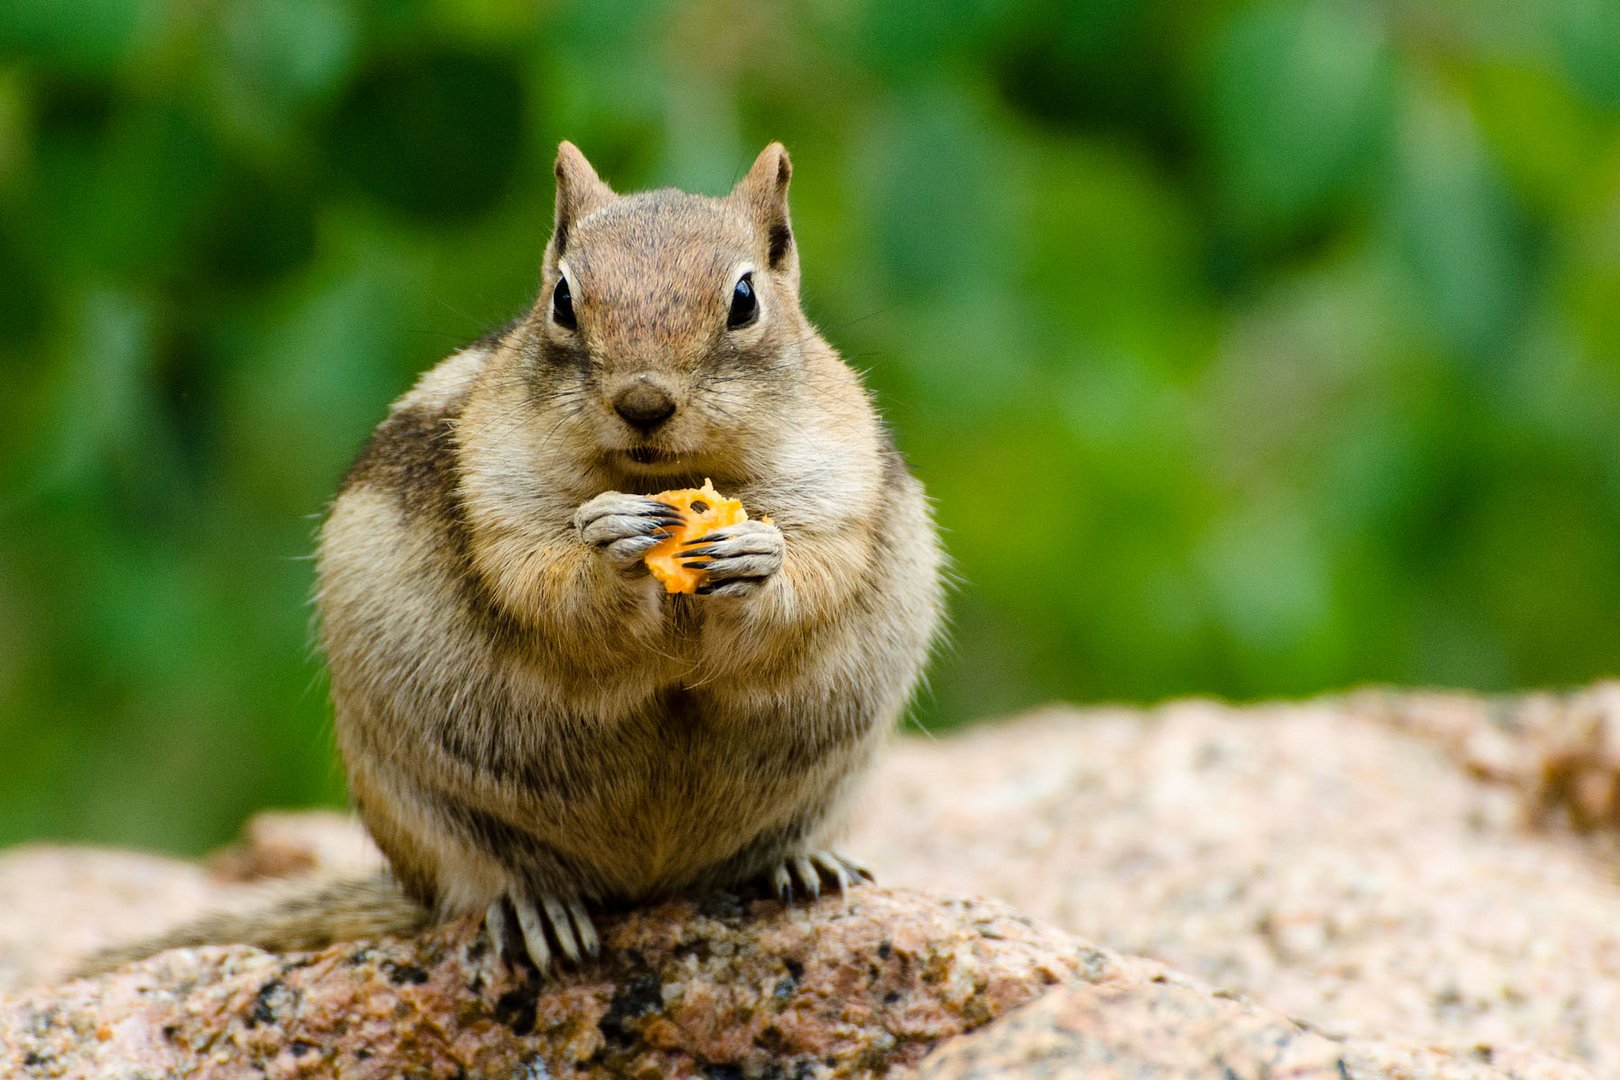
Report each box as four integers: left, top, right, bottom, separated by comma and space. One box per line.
520, 141, 810, 485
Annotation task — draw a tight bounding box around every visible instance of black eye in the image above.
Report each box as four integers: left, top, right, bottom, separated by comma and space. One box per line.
727, 273, 758, 329
552, 276, 576, 330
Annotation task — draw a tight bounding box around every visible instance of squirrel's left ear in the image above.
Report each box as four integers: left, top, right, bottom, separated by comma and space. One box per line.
549, 141, 614, 261
730, 143, 795, 274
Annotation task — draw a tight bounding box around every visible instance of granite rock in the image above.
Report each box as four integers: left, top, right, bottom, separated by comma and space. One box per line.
1368, 683, 1620, 841
908, 968, 1584, 1080
5, 686, 1618, 1077
851, 688, 1620, 1075
1, 886, 1079, 1079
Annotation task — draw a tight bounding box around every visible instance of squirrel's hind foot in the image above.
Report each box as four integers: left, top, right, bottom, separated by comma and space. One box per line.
768, 850, 874, 903
485, 893, 599, 974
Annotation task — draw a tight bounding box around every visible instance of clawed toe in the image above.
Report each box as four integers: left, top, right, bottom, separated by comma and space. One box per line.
811, 851, 854, 892
770, 850, 873, 903
485, 899, 513, 962
512, 897, 552, 971
570, 899, 600, 957
791, 854, 820, 899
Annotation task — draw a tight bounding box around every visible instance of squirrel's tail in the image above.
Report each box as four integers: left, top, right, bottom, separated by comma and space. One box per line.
72, 871, 434, 978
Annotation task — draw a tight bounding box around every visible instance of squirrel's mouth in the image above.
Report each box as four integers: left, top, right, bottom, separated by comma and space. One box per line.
607, 446, 736, 494
624, 446, 678, 466
611, 446, 699, 478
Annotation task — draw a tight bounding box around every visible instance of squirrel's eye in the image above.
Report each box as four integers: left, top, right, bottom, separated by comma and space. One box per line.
727, 273, 758, 329
552, 277, 577, 330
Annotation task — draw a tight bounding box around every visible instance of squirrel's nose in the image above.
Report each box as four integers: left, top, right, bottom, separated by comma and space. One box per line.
613, 380, 677, 432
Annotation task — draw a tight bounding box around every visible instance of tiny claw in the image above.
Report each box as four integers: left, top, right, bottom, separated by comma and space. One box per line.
698, 576, 767, 596
771, 862, 794, 902
812, 852, 854, 893
513, 899, 553, 973
485, 901, 511, 961
544, 895, 581, 965
680, 544, 719, 558
680, 559, 713, 569
569, 899, 600, 958
791, 855, 821, 900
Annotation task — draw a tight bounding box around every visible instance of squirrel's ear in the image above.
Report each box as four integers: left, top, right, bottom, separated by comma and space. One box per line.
550, 141, 614, 257
730, 143, 794, 272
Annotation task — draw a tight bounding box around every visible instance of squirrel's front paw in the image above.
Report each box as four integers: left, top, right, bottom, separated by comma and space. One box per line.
678, 519, 785, 597
574, 492, 682, 574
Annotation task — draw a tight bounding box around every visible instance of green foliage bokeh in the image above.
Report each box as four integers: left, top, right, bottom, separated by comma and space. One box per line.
2, 0, 1618, 853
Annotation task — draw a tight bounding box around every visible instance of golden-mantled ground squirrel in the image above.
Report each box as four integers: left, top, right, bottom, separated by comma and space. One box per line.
86, 143, 944, 975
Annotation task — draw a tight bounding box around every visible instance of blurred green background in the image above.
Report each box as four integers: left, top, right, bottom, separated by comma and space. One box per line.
2, 0, 1618, 854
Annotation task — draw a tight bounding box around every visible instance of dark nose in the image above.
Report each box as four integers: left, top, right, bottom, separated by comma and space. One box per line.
613, 380, 677, 431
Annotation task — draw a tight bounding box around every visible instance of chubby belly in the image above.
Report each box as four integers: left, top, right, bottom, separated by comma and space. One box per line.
424, 685, 873, 901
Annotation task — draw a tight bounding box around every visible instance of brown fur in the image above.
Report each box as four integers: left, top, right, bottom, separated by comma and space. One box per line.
87, 144, 943, 973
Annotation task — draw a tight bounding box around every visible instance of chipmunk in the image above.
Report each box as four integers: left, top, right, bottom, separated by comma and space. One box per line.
81, 142, 943, 976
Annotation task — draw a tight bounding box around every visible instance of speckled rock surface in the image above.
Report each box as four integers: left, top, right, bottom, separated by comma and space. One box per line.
907, 968, 1584, 1080
4, 686, 1617, 1077
2, 869, 1589, 1080
0, 811, 381, 995
1369, 684, 1620, 843
1, 887, 1079, 1078
0, 846, 224, 994
850, 686, 1620, 1075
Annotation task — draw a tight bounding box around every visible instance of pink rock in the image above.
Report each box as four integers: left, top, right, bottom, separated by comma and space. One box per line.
853, 690, 1620, 1075
6, 685, 1618, 1076
0, 887, 1076, 1078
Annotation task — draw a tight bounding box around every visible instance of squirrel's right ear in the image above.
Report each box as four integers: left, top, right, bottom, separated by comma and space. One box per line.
549, 142, 614, 258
